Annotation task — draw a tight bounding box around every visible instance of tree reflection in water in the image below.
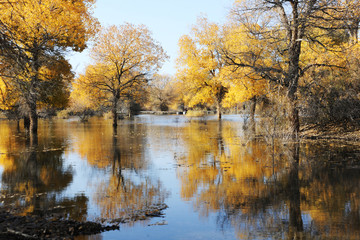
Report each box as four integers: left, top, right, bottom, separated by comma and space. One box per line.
0, 119, 169, 225
0, 121, 87, 221
72, 123, 169, 223
177, 120, 360, 239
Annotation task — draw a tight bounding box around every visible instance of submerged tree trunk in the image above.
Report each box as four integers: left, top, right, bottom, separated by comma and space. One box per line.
112, 96, 119, 128
216, 85, 227, 120
24, 115, 30, 131
288, 93, 300, 140
112, 106, 118, 128
28, 101, 38, 136
249, 96, 257, 133
217, 102, 222, 120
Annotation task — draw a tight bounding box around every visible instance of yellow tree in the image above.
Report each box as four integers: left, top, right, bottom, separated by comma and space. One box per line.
0, 0, 98, 134
222, 23, 268, 124
0, 77, 18, 112
0, 55, 72, 124
176, 17, 228, 119
145, 74, 179, 111
78, 24, 168, 127
223, 0, 360, 137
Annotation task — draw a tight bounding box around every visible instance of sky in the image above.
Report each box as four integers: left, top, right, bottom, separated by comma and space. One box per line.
68, 0, 234, 76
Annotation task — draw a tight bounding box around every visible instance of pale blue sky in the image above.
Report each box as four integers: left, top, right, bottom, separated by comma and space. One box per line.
69, 0, 234, 76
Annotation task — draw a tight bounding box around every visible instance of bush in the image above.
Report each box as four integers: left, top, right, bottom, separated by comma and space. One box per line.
103, 111, 113, 119
186, 110, 207, 117
57, 109, 70, 119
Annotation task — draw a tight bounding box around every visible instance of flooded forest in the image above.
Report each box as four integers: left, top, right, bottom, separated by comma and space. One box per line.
1, 0, 360, 239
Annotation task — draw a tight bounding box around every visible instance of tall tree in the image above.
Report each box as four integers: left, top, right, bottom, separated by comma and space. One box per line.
222, 23, 268, 126
0, 0, 98, 134
146, 74, 177, 111
77, 23, 168, 127
224, 0, 359, 138
177, 17, 228, 119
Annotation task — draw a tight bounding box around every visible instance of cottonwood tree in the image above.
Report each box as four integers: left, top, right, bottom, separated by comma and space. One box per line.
0, 55, 73, 122
0, 0, 98, 135
78, 23, 168, 127
222, 23, 268, 126
146, 74, 178, 111
176, 17, 228, 119
223, 0, 360, 138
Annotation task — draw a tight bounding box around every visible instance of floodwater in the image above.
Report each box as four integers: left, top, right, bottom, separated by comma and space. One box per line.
0, 115, 360, 239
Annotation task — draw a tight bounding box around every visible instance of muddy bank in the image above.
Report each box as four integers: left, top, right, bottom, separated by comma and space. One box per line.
300, 124, 360, 141
0, 211, 118, 239
0, 203, 168, 239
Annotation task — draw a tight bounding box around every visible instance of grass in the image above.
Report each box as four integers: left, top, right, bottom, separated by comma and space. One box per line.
185, 110, 207, 117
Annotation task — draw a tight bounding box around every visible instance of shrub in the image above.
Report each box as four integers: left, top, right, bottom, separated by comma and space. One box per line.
186, 110, 207, 117
57, 109, 70, 119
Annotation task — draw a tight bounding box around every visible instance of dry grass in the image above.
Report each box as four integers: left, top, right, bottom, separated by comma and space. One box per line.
300, 123, 360, 141
186, 110, 207, 117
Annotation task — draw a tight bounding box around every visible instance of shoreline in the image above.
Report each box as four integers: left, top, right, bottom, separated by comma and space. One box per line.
0, 203, 167, 239
300, 124, 360, 142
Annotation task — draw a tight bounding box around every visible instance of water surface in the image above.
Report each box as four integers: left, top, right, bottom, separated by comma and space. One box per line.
0, 115, 360, 239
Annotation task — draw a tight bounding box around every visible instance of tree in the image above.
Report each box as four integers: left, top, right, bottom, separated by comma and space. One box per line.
69, 73, 101, 121
1, 55, 73, 124
223, 0, 360, 138
146, 74, 178, 111
0, 0, 98, 135
77, 23, 168, 127
222, 23, 268, 126
176, 17, 228, 119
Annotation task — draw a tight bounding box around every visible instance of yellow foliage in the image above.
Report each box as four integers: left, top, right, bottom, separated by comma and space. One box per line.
0, 0, 98, 117
176, 17, 228, 109
222, 23, 268, 106
74, 24, 168, 114
0, 0, 98, 52
0, 77, 18, 110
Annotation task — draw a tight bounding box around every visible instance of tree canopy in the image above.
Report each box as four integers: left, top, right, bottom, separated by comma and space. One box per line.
0, 0, 98, 134
75, 23, 168, 127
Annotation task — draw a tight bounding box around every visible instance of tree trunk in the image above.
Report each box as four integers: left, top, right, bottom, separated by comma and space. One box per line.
24, 115, 30, 131
249, 96, 257, 133
112, 108, 118, 128
112, 100, 118, 128
288, 94, 300, 139
217, 102, 222, 120
27, 100, 38, 135
27, 47, 40, 136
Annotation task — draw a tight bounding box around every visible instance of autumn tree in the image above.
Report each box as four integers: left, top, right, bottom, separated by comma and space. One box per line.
0, 54, 73, 122
177, 17, 228, 119
222, 23, 268, 126
223, 0, 360, 137
68, 73, 101, 121
0, 0, 98, 135
77, 23, 168, 127
145, 74, 178, 111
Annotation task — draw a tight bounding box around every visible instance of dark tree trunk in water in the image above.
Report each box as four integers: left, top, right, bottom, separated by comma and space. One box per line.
112, 99, 118, 128
112, 108, 118, 128
217, 102, 222, 120
24, 115, 30, 130
216, 85, 227, 120
249, 96, 257, 133
29, 102, 38, 135
288, 94, 300, 139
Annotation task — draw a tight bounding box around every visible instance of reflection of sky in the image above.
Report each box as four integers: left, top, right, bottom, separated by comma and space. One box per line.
1, 116, 360, 239
61, 151, 103, 220
100, 118, 239, 239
